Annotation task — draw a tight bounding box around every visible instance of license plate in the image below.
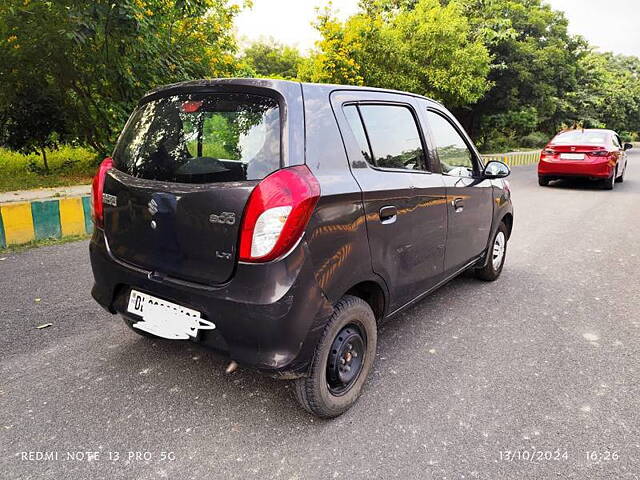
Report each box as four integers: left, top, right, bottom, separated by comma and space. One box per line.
560, 153, 585, 160
127, 290, 215, 340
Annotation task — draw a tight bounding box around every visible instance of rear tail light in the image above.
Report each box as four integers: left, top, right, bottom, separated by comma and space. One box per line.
239, 165, 320, 262
542, 148, 555, 155
589, 150, 609, 157
91, 157, 114, 228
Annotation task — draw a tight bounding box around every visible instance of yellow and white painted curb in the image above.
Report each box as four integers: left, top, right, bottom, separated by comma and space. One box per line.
481, 150, 542, 167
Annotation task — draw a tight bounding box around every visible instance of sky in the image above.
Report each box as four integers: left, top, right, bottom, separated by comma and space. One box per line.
234, 0, 640, 57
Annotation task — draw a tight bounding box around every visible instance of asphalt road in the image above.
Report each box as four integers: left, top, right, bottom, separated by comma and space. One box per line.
2, 152, 640, 480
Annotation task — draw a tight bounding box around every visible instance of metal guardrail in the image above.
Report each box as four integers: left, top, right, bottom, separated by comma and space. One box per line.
481, 150, 541, 167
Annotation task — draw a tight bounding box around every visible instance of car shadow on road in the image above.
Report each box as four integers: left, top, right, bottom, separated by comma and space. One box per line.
544, 177, 631, 191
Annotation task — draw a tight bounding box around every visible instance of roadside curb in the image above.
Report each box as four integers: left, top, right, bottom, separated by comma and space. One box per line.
0, 195, 93, 248
481, 150, 541, 167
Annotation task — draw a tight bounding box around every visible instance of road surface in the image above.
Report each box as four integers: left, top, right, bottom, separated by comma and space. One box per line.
2, 151, 639, 479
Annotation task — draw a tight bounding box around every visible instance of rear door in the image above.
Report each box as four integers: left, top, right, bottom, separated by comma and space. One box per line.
102, 91, 283, 285
332, 91, 447, 311
423, 107, 494, 274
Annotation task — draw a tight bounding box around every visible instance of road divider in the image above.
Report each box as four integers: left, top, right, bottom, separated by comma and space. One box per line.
0, 196, 93, 248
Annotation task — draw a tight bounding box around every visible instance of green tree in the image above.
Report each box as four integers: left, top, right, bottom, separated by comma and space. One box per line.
242, 40, 303, 79
568, 52, 640, 135
444, 0, 586, 148
0, 86, 69, 173
299, 0, 492, 107
0, 0, 243, 156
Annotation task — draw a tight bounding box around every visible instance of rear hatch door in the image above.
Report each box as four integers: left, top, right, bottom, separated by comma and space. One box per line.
104, 171, 255, 285
102, 90, 282, 285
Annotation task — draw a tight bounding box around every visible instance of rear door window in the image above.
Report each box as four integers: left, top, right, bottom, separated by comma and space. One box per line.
113, 93, 280, 183
343, 104, 426, 171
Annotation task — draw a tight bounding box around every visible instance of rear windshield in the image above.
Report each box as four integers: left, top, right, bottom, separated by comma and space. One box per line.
113, 93, 281, 183
552, 130, 610, 145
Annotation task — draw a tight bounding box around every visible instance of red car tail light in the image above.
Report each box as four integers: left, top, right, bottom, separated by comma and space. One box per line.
239, 165, 320, 263
542, 148, 555, 156
91, 157, 114, 228
589, 150, 609, 157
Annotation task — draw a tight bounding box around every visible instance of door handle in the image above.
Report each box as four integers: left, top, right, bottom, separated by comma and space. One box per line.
452, 197, 464, 213
379, 205, 397, 224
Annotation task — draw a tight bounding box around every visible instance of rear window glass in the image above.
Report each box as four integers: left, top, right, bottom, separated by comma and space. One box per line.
113, 93, 280, 183
552, 130, 610, 145
358, 105, 426, 171
343, 104, 426, 171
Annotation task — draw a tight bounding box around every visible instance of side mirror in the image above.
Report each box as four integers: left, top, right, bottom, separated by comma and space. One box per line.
624, 143, 633, 151
483, 160, 510, 179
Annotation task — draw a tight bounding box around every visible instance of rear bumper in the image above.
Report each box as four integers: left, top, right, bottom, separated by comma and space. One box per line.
89, 230, 333, 378
538, 158, 613, 179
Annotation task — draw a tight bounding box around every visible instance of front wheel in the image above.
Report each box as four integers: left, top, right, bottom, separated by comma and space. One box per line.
616, 165, 625, 183
294, 295, 377, 418
475, 222, 508, 281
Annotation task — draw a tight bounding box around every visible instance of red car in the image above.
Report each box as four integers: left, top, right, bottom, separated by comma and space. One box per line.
538, 129, 631, 189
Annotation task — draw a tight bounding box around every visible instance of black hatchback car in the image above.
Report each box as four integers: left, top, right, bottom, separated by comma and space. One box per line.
90, 78, 513, 417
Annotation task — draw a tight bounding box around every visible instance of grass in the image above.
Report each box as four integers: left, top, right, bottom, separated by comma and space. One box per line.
0, 234, 90, 255
0, 146, 98, 193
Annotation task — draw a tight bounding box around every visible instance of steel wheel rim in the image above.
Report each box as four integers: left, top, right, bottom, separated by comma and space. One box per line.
326, 324, 366, 396
492, 231, 506, 270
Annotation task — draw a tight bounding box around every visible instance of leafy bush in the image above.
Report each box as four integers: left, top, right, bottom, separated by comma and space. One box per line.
619, 131, 638, 142
519, 131, 549, 148
0, 146, 98, 192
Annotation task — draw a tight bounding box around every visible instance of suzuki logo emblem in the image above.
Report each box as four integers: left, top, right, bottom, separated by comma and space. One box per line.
148, 199, 158, 216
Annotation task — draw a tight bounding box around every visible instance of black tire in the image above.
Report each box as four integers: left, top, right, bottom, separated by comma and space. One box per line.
294, 295, 377, 418
475, 222, 508, 281
616, 166, 625, 183
538, 176, 549, 186
603, 170, 616, 190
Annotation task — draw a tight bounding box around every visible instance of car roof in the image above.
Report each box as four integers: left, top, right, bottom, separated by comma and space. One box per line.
554, 128, 617, 136
142, 78, 443, 107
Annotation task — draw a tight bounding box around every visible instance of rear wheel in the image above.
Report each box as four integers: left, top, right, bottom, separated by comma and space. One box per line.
294, 295, 377, 418
475, 222, 508, 282
538, 176, 549, 186
603, 169, 616, 190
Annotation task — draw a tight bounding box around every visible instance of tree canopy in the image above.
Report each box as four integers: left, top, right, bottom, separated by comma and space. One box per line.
299, 0, 492, 107
295, 0, 640, 149
242, 40, 303, 79
0, 0, 242, 155
1, 0, 639, 159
